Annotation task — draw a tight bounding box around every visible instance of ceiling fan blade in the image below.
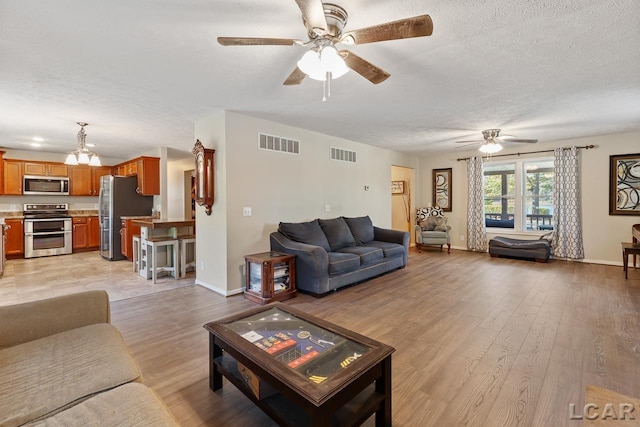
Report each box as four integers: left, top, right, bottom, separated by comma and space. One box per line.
341, 15, 433, 45
283, 67, 307, 85
499, 138, 538, 143
455, 139, 484, 144
294, 0, 328, 36
217, 37, 300, 46
340, 50, 390, 84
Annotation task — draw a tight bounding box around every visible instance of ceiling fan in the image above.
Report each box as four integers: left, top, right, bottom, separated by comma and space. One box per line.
455, 129, 538, 154
217, 0, 433, 89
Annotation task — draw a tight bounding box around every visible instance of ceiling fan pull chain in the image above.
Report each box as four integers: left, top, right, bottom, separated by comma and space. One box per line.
322, 77, 327, 102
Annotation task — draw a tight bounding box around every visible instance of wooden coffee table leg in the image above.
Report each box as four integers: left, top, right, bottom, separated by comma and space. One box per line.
375, 356, 392, 427
209, 334, 223, 391
623, 248, 629, 279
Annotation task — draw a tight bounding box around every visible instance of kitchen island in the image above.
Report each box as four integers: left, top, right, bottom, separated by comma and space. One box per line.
132, 218, 195, 281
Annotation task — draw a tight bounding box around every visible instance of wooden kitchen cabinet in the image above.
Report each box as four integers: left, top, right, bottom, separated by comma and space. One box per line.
69, 166, 92, 196
72, 216, 100, 251
5, 218, 24, 258
23, 161, 68, 177
3, 160, 23, 195
88, 216, 100, 248
69, 166, 111, 196
120, 218, 144, 261
113, 157, 159, 195
72, 217, 89, 250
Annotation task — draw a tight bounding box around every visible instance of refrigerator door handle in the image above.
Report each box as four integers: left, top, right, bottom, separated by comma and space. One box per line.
98, 186, 104, 226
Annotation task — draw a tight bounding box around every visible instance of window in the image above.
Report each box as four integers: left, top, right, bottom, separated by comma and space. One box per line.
483, 158, 554, 232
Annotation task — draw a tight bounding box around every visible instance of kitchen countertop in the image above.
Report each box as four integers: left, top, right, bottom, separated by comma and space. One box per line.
69, 210, 99, 217
121, 215, 155, 220
132, 218, 195, 228
0, 212, 24, 219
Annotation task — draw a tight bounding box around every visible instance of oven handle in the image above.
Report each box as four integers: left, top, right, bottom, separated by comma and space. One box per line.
25, 231, 70, 236
24, 218, 71, 222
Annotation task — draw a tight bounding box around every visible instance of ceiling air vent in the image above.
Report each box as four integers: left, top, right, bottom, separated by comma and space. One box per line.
331, 147, 357, 163
258, 133, 300, 155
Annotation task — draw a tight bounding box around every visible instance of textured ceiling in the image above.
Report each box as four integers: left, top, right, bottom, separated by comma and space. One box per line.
0, 0, 639, 160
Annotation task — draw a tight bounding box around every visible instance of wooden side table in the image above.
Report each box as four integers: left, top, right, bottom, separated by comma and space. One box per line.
244, 252, 296, 304
621, 242, 640, 279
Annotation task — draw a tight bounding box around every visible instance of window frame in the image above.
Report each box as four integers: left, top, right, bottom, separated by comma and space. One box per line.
483, 156, 554, 234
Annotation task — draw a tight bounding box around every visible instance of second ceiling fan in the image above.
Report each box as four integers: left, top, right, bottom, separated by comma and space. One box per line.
217, 0, 433, 88
456, 129, 538, 154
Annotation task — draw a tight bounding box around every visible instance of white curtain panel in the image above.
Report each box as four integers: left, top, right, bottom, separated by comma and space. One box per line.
552, 147, 585, 259
467, 156, 487, 251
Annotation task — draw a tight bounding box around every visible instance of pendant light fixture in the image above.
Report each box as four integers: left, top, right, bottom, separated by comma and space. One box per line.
64, 122, 101, 166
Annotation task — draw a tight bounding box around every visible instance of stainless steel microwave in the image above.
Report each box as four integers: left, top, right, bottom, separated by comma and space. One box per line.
23, 175, 70, 195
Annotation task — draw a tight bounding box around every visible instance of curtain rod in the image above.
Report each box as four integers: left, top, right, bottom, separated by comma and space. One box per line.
456, 144, 596, 161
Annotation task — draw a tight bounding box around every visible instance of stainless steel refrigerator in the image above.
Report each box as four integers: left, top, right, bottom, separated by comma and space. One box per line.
99, 175, 153, 260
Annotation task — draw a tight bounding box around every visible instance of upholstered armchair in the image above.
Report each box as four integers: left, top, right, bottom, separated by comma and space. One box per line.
415, 207, 451, 253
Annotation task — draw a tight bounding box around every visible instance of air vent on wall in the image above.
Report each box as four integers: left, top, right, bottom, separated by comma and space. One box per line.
331, 147, 357, 163
258, 133, 300, 155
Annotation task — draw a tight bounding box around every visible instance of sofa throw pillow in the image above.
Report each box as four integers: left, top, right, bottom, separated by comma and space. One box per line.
343, 216, 375, 245
420, 217, 437, 231
278, 219, 331, 251
318, 217, 356, 251
434, 217, 449, 232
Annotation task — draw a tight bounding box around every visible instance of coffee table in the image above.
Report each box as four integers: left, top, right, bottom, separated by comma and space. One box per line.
204, 303, 395, 426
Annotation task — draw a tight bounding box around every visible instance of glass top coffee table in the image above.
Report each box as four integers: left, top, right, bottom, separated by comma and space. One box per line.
204, 303, 394, 426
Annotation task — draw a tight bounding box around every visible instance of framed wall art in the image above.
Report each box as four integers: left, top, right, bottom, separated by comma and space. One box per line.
610, 153, 640, 215
433, 168, 452, 211
391, 180, 405, 194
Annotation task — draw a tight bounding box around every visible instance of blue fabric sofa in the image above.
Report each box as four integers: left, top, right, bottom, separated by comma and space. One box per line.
270, 216, 409, 296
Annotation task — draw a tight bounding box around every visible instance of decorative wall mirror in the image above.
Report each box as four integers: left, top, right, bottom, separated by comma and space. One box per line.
192, 139, 215, 215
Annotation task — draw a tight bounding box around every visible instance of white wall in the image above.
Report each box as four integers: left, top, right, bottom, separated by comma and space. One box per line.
166, 156, 194, 218
194, 111, 418, 295
417, 131, 640, 264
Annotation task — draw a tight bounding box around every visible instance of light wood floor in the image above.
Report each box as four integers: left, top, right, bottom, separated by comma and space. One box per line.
4, 249, 638, 425
106, 248, 640, 427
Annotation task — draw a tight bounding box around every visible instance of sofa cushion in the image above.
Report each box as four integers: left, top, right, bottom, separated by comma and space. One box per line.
30, 383, 179, 427
343, 216, 375, 245
319, 217, 356, 251
0, 323, 142, 427
278, 220, 331, 251
336, 246, 383, 265
326, 252, 360, 274
365, 241, 405, 258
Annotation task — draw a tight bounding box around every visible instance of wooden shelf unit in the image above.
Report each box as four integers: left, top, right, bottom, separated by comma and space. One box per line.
244, 252, 296, 305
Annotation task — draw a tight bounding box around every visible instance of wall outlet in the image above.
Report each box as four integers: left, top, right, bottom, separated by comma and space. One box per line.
10, 204, 16, 211
200, 261, 205, 271
243, 207, 252, 217
364, 185, 370, 191
460, 235, 465, 241
324, 204, 331, 213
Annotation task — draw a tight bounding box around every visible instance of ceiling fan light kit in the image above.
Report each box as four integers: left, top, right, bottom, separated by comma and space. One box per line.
217, 0, 433, 95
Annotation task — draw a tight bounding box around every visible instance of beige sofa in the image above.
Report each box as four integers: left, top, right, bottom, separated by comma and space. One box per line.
0, 290, 178, 427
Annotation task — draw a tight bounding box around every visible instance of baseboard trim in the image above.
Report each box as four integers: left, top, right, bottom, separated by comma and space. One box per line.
195, 280, 244, 297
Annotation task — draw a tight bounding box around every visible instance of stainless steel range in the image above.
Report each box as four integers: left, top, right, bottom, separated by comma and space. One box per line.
23, 203, 72, 259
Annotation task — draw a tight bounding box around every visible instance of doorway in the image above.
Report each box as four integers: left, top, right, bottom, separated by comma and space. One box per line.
391, 165, 415, 246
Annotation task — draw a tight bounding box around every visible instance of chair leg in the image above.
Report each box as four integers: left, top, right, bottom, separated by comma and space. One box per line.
416, 243, 422, 253
447, 243, 451, 253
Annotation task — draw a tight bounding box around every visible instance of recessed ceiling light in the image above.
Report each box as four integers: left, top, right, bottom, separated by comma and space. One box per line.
32, 137, 45, 142
85, 143, 96, 147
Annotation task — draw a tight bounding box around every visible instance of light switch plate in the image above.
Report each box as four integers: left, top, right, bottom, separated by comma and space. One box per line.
324, 204, 331, 213
243, 207, 252, 216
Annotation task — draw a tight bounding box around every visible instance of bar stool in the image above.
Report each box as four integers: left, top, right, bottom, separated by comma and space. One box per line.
179, 235, 196, 278
132, 235, 141, 273
146, 237, 179, 283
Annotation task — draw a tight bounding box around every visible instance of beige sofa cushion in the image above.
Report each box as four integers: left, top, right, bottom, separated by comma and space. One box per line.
0, 324, 142, 427
26, 383, 179, 427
